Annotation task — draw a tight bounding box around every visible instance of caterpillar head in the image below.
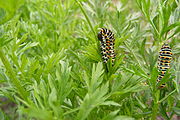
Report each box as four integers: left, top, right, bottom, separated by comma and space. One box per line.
97, 28, 114, 42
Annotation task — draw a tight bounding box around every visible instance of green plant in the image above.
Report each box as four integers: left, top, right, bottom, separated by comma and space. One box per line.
0, 0, 179, 120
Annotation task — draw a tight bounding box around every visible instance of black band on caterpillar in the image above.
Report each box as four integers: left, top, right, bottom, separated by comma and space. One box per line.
157, 43, 172, 88
98, 28, 115, 65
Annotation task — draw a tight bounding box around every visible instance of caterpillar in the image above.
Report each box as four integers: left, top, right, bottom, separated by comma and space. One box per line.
157, 43, 172, 88
97, 28, 115, 65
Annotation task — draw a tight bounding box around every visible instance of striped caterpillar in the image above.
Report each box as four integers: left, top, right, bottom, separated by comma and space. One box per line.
97, 28, 115, 65
157, 43, 172, 88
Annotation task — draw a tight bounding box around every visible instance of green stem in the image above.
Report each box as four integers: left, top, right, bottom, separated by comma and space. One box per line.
75, 0, 96, 39
152, 90, 159, 119
152, 101, 158, 119
0, 47, 28, 101
149, 19, 160, 39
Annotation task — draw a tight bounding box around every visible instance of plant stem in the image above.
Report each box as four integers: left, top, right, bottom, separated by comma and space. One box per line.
0, 47, 28, 101
75, 0, 96, 39
152, 90, 159, 119
152, 101, 158, 119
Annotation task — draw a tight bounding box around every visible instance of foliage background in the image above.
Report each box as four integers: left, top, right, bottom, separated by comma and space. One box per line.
0, 0, 179, 120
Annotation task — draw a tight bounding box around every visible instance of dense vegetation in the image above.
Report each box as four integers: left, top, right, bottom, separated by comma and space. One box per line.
0, 0, 179, 119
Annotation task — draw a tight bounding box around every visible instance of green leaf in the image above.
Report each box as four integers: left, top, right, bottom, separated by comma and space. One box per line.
83, 43, 102, 62
161, 22, 180, 37
101, 101, 121, 106
102, 110, 120, 120
76, 82, 109, 120
48, 88, 57, 105
90, 62, 104, 92
19, 106, 53, 120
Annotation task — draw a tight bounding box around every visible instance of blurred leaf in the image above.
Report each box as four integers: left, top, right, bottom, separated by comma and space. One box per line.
48, 85, 57, 105
0, 0, 24, 24
149, 67, 158, 90
102, 110, 120, 120
161, 22, 180, 37
20, 106, 53, 120
0, 109, 10, 120
83, 43, 102, 62
135, 96, 146, 109
101, 101, 121, 106
17, 42, 39, 55
0, 38, 13, 47
57, 61, 72, 104
114, 116, 135, 120
173, 107, 180, 115
44, 49, 65, 73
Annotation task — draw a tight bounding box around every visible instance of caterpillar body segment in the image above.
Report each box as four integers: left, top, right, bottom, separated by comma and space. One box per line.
157, 43, 172, 88
98, 28, 115, 65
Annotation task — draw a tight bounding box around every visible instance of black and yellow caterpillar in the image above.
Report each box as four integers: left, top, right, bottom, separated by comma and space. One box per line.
97, 28, 115, 64
157, 43, 172, 88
